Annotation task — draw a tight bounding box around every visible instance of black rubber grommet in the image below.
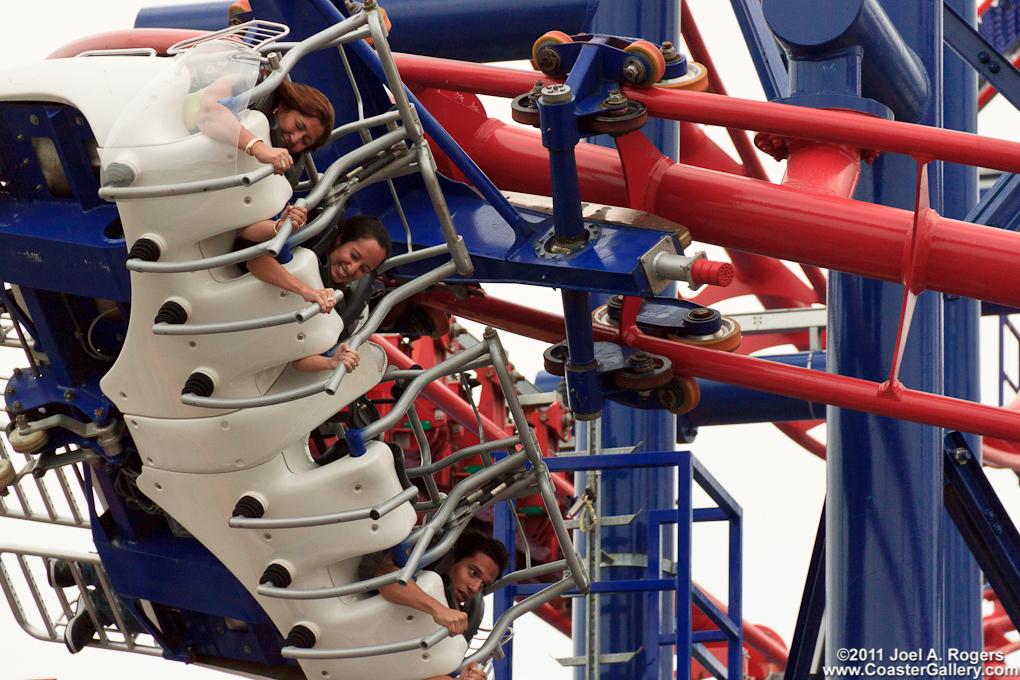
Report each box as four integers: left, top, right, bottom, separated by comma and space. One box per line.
154, 301, 188, 325
127, 238, 161, 262
232, 495, 265, 519
390, 365, 423, 400
261, 563, 292, 589
182, 371, 214, 397
285, 624, 316, 648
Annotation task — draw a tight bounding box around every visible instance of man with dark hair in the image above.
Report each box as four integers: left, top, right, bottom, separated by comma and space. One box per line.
362, 530, 509, 679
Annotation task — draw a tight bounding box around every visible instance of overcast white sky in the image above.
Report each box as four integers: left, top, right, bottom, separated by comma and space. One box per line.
3, 2, 1020, 680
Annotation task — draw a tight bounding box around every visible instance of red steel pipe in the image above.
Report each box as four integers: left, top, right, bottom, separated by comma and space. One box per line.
617, 298, 1020, 443
393, 54, 1020, 175
413, 292, 1020, 444
418, 82, 1020, 309
780, 140, 861, 199
373, 335, 574, 497
400, 57, 1020, 308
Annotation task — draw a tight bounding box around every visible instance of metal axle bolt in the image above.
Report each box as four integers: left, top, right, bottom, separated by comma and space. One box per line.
12, 367, 21, 377
953, 447, 971, 464
536, 49, 561, 75
603, 88, 628, 108
623, 58, 646, 84
660, 41, 679, 62
688, 307, 716, 321
627, 351, 654, 371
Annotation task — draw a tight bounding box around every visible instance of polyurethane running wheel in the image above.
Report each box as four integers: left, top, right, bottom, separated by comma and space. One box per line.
532, 30, 573, 66
667, 316, 742, 353
592, 304, 620, 328
623, 40, 667, 87
657, 61, 710, 92
661, 375, 700, 415
0, 459, 15, 488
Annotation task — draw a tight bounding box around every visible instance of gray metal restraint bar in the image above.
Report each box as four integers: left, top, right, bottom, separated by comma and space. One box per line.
181, 259, 457, 409
153, 291, 345, 336
406, 436, 520, 479
256, 451, 528, 600
229, 484, 418, 529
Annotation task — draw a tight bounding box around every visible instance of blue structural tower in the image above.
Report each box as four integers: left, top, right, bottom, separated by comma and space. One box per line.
941, 0, 984, 658
579, 3, 679, 680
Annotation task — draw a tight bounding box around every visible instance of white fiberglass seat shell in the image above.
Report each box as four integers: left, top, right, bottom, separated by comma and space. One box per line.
123, 341, 388, 474
101, 247, 345, 420
137, 439, 414, 580
136, 440, 465, 678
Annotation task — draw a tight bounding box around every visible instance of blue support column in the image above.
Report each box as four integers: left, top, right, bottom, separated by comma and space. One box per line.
493, 500, 517, 680
828, 0, 946, 672
941, 0, 983, 660
574, 4, 678, 678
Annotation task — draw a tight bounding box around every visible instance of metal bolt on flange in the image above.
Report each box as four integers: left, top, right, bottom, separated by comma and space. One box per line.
627, 351, 654, 369
94, 407, 105, 420
11, 401, 22, 411
541, 84, 572, 104
5, 385, 14, 396
660, 41, 679, 62
11, 368, 21, 378
530, 81, 545, 99
603, 88, 628, 108
688, 307, 716, 321
953, 447, 971, 464
64, 388, 75, 402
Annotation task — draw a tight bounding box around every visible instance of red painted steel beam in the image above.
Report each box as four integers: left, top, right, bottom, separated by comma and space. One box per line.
616, 298, 1020, 443
410, 79, 1020, 309
393, 54, 1020, 175
414, 291, 1020, 444
373, 335, 575, 497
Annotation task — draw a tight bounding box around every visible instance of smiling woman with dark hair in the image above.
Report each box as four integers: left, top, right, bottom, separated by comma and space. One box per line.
237, 213, 391, 373
194, 77, 335, 180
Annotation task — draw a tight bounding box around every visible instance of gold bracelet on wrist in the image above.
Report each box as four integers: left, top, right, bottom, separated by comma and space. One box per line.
244, 138, 261, 156
273, 219, 280, 235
